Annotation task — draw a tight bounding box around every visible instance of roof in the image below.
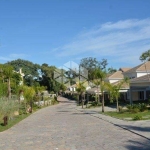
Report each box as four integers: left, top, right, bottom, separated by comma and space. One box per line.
111, 81, 129, 89
86, 87, 101, 94
130, 74, 150, 83
107, 71, 124, 79
119, 68, 131, 72
124, 61, 150, 74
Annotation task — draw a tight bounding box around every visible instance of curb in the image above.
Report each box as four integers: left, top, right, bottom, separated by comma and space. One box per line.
75, 107, 150, 141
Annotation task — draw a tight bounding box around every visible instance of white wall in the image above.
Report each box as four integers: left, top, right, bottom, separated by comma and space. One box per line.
137, 72, 149, 78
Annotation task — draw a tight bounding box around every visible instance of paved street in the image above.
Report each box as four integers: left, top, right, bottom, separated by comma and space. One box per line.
0, 97, 150, 150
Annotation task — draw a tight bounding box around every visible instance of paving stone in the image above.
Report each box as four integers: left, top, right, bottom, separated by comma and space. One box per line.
0, 96, 150, 150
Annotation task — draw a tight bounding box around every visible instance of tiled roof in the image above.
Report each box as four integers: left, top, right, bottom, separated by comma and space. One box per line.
124, 61, 150, 74
107, 71, 124, 79
130, 74, 150, 83
111, 81, 129, 89
119, 68, 132, 72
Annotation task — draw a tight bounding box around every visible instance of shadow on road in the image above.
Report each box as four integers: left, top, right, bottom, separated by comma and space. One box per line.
125, 139, 150, 150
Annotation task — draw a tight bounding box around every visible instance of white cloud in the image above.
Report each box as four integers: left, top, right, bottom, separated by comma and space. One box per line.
51, 18, 150, 67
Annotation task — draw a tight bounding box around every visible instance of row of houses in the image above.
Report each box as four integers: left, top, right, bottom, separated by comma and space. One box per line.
66, 61, 150, 104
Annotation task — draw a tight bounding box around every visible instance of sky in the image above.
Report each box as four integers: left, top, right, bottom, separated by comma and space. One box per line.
0, 0, 150, 69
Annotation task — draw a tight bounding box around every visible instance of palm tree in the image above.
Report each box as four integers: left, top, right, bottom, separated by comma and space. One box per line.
106, 77, 129, 111
3, 65, 14, 99
92, 69, 107, 112
76, 82, 86, 108
23, 86, 35, 113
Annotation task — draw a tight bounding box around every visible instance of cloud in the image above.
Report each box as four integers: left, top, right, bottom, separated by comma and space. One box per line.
48, 18, 150, 67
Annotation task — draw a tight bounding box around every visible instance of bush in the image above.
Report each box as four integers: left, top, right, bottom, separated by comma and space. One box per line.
87, 101, 102, 108
19, 102, 27, 115
133, 115, 142, 120
0, 99, 19, 125
130, 108, 140, 113
118, 106, 123, 112
139, 103, 147, 112
127, 103, 148, 113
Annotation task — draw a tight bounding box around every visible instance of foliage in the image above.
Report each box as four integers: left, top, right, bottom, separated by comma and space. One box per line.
87, 101, 102, 108
91, 68, 107, 112
19, 101, 27, 115
23, 86, 35, 104
106, 77, 129, 111
133, 115, 142, 120
40, 64, 60, 92
107, 67, 117, 74
139, 49, 150, 61
80, 57, 108, 81
127, 103, 148, 113
6, 59, 41, 78
0, 99, 19, 120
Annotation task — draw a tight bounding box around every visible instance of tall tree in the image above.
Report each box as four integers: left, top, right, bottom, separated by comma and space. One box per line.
92, 68, 107, 112
106, 77, 129, 111
80, 57, 108, 82
76, 82, 86, 108
3, 65, 14, 99
6, 59, 41, 85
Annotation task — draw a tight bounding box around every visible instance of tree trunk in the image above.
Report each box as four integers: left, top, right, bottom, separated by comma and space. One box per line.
78, 94, 80, 106
102, 92, 105, 112
86, 94, 89, 108
8, 78, 11, 99
116, 97, 119, 112
82, 94, 85, 109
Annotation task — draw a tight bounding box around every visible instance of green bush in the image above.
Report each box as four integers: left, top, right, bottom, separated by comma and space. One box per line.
0, 99, 19, 125
139, 103, 147, 112
87, 101, 102, 108
19, 102, 27, 115
130, 108, 140, 113
127, 103, 148, 113
133, 115, 142, 120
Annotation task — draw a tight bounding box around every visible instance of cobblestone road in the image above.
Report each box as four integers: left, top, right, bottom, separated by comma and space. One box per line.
0, 97, 150, 150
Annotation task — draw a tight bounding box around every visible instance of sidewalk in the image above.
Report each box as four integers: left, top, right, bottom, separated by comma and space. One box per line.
75, 104, 150, 140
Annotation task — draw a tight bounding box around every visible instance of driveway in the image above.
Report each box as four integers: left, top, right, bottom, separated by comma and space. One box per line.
0, 97, 150, 150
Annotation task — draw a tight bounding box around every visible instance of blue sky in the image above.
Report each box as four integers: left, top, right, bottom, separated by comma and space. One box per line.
0, 0, 150, 69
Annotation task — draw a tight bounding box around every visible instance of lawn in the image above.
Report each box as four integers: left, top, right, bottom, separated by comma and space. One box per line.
0, 113, 30, 132
103, 110, 150, 121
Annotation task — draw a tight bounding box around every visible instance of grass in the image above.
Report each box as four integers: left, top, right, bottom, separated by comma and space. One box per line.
0, 113, 30, 132
103, 110, 150, 121
0, 98, 59, 132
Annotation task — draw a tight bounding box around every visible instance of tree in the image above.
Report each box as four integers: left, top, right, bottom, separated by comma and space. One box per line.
76, 82, 86, 108
139, 49, 150, 81
3, 65, 14, 99
106, 77, 129, 111
6, 59, 41, 86
91, 69, 107, 112
23, 86, 36, 113
107, 67, 117, 74
139, 49, 150, 61
80, 57, 108, 82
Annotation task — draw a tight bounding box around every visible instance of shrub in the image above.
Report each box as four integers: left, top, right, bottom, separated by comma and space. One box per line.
133, 115, 142, 120
0, 99, 19, 125
139, 103, 147, 112
127, 103, 148, 113
19, 102, 27, 115
130, 108, 140, 113
118, 106, 123, 112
